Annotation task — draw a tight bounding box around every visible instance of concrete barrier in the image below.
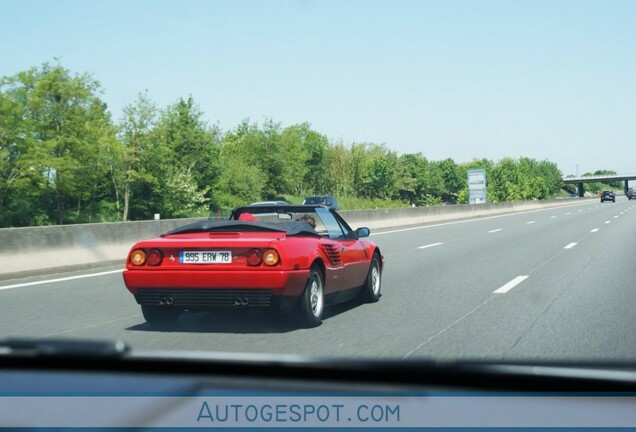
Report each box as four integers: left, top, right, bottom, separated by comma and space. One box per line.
0, 218, 206, 280
341, 198, 593, 230
0, 198, 596, 280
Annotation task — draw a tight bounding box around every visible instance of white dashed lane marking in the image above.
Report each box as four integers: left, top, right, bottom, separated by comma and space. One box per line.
493, 276, 529, 294
418, 243, 443, 249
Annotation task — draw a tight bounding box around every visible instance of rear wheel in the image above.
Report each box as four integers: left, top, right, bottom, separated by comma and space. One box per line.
361, 253, 382, 303
141, 305, 180, 329
298, 267, 324, 327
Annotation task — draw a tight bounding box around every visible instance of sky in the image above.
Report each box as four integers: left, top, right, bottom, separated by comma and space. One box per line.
1, 0, 635, 177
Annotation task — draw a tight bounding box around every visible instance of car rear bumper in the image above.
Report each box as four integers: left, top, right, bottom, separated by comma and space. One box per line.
133, 288, 304, 309
123, 269, 310, 307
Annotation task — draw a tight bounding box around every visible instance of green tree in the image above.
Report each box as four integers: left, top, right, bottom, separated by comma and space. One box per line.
395, 154, 420, 204
324, 141, 353, 197
395, 153, 444, 205
114, 91, 157, 220
213, 154, 265, 209
349, 143, 372, 196
159, 167, 210, 218
146, 96, 220, 218
435, 158, 465, 203
0, 90, 31, 224
155, 96, 221, 187
537, 160, 563, 196
221, 119, 312, 199
0, 62, 116, 225
362, 156, 396, 199
490, 158, 519, 201
280, 123, 328, 195
278, 123, 311, 195
300, 126, 329, 195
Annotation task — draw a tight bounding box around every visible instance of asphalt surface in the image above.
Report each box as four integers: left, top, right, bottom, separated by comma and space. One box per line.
2, 198, 636, 362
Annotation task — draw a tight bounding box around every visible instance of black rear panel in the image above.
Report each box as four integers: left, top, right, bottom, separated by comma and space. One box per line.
135, 289, 273, 308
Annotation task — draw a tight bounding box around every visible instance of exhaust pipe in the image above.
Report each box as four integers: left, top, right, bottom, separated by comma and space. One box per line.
234, 297, 250, 306
159, 296, 175, 305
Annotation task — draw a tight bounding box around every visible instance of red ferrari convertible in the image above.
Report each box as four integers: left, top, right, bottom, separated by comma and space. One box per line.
123, 205, 383, 328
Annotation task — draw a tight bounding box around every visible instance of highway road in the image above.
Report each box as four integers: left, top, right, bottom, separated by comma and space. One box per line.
2, 198, 636, 362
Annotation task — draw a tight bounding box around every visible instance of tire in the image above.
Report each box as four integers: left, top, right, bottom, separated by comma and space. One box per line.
361, 253, 382, 303
141, 305, 180, 329
298, 267, 324, 328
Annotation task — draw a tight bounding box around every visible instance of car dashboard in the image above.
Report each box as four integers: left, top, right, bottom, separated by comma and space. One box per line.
1, 340, 636, 428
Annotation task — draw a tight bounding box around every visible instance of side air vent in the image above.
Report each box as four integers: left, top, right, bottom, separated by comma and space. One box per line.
321, 243, 343, 266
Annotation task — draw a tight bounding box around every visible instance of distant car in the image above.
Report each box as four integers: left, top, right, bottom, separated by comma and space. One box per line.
122, 204, 382, 328
302, 195, 339, 210
627, 189, 636, 200
248, 201, 288, 206
600, 191, 615, 203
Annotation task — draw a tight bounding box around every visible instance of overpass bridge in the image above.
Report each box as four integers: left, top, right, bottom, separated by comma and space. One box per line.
563, 174, 636, 197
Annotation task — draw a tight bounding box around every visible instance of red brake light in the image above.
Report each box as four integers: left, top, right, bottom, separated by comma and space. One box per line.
246, 249, 262, 266
147, 249, 163, 266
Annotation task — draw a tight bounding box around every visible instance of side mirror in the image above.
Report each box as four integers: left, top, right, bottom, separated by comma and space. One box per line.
356, 227, 370, 238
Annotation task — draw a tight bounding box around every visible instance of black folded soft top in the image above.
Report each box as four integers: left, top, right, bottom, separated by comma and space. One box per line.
162, 220, 319, 237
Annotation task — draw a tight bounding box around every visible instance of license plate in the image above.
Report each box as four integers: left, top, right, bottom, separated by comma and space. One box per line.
179, 251, 232, 264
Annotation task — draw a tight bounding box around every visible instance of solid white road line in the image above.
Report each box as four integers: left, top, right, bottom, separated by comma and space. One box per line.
0, 269, 124, 291
591, 228, 599, 233
564, 242, 578, 249
488, 229, 502, 233
418, 242, 443, 249
493, 276, 529, 294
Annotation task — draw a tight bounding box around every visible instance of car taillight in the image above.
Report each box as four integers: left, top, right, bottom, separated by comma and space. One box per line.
147, 249, 163, 266
263, 249, 280, 266
130, 249, 147, 266
246, 249, 263, 266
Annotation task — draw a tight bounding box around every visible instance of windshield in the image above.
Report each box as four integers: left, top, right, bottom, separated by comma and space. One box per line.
2, 1, 636, 367
302, 197, 324, 205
